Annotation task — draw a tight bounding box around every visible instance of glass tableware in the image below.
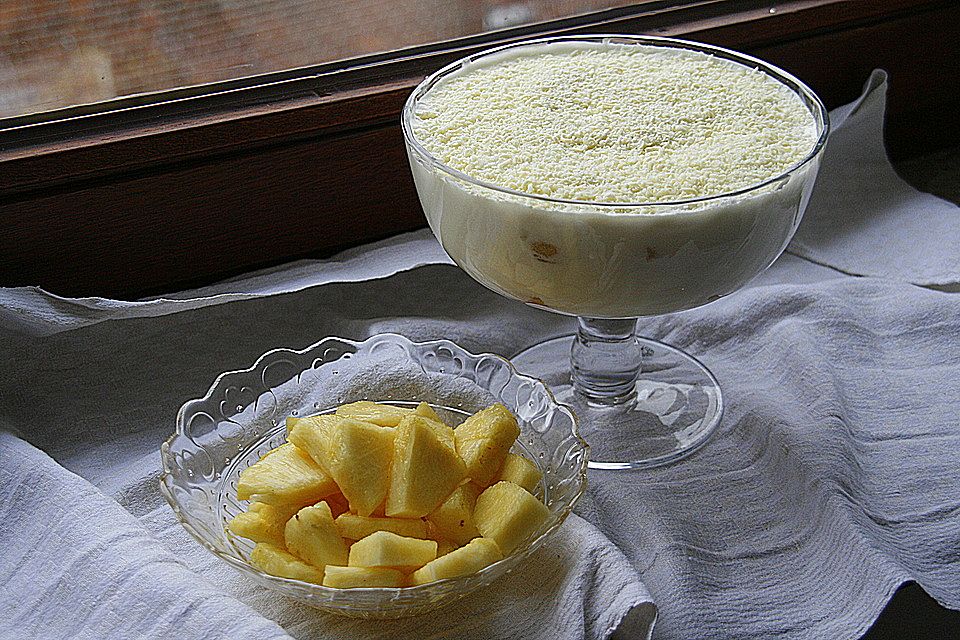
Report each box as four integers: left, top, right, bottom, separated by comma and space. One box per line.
402, 35, 829, 470
160, 333, 587, 618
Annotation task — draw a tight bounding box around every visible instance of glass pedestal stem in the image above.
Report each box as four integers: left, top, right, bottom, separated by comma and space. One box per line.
515, 324, 723, 469
571, 317, 642, 405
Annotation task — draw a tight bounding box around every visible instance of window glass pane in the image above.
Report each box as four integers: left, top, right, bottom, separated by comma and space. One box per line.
0, 0, 641, 120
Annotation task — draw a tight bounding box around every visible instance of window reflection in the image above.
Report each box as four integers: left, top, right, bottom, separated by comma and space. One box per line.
0, 0, 638, 119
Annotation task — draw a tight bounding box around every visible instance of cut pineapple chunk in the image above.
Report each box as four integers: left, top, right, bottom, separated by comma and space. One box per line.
402, 407, 457, 450
323, 566, 404, 589
236, 442, 337, 505
329, 419, 395, 516
228, 501, 298, 546
474, 481, 549, 554
386, 415, 466, 518
335, 400, 411, 426
418, 417, 457, 452
410, 537, 502, 586
250, 542, 325, 584
335, 513, 428, 541
286, 415, 338, 474
413, 402, 446, 425
426, 483, 480, 546
292, 415, 395, 516
284, 501, 349, 568
435, 537, 459, 557
348, 531, 438, 572
496, 453, 543, 494
454, 404, 521, 486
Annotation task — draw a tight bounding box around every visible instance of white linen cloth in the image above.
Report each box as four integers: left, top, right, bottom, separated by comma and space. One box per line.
1, 73, 958, 640
789, 71, 960, 285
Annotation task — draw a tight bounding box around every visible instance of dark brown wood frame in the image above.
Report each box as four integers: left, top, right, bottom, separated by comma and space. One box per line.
1, 0, 957, 297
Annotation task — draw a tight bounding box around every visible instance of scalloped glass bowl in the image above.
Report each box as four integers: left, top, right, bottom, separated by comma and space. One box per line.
160, 333, 588, 618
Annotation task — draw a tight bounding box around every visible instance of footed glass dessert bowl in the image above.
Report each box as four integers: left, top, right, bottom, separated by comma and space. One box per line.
402, 35, 829, 469
160, 334, 587, 617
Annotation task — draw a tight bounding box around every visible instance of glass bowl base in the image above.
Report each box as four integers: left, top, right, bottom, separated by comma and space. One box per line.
512, 334, 723, 470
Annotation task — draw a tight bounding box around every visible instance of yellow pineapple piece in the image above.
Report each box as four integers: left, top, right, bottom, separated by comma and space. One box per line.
425, 519, 441, 539
435, 537, 459, 557
335, 513, 428, 541
286, 415, 338, 474
323, 566, 405, 589
348, 530, 438, 572
236, 442, 337, 505
423, 513, 456, 550
228, 501, 299, 546
402, 406, 457, 450
292, 415, 395, 516
250, 542, 325, 584
386, 415, 466, 518
426, 483, 481, 546
474, 481, 549, 554
413, 402, 446, 425
331, 419, 396, 516
454, 404, 521, 486
335, 400, 412, 426
409, 537, 502, 586
419, 415, 457, 450
495, 453, 543, 493
284, 501, 349, 568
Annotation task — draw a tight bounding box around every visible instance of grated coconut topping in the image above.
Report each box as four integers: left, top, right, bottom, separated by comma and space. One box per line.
412, 45, 819, 205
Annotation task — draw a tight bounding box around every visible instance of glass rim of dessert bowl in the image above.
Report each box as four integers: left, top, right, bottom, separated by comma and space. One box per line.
401, 34, 830, 471
401, 34, 829, 213
160, 333, 588, 618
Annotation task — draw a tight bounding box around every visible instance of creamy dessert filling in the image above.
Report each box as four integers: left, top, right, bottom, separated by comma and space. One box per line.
412, 43, 818, 205
404, 39, 825, 317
